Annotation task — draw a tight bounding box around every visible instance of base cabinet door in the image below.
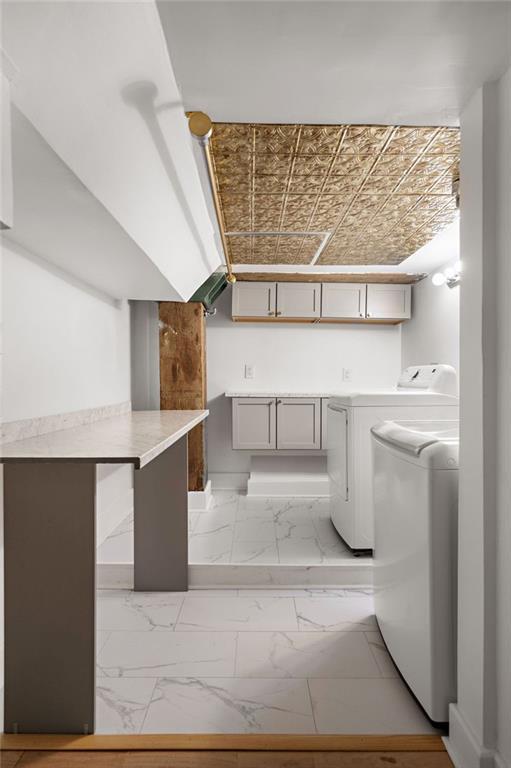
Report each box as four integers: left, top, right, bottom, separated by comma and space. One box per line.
366, 284, 411, 319
321, 283, 367, 319
232, 398, 276, 449
276, 398, 321, 450
232, 282, 277, 318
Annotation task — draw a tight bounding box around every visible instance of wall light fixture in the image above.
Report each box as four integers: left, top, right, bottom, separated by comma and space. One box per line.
432, 260, 461, 289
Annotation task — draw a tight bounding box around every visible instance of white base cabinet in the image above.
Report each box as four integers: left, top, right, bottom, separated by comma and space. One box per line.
232, 396, 324, 450
276, 398, 321, 449
232, 398, 276, 449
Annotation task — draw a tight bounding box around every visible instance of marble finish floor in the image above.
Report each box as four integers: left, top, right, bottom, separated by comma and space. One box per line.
98, 491, 358, 566
95, 588, 440, 735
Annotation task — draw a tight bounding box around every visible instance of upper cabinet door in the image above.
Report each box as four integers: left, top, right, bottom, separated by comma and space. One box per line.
366, 284, 411, 319
276, 282, 321, 318
321, 284, 367, 319
276, 398, 321, 450
232, 282, 277, 318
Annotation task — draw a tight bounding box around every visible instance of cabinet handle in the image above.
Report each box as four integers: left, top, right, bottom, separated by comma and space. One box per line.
276, 399, 282, 404
276, 311, 282, 316
359, 312, 364, 317
268, 311, 274, 316
367, 312, 371, 318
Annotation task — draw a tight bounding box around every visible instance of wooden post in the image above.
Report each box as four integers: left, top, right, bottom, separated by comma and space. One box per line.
159, 302, 207, 492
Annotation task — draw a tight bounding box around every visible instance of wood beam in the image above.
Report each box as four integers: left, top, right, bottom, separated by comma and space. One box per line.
159, 302, 206, 492
235, 272, 424, 284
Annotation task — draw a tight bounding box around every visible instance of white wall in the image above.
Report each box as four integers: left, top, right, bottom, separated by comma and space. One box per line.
447, 65, 511, 768
495, 65, 511, 768
401, 260, 460, 379
206, 287, 402, 475
2, 242, 130, 421
0, 239, 135, 690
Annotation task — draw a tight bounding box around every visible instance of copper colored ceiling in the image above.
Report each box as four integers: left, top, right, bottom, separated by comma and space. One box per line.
210, 123, 459, 266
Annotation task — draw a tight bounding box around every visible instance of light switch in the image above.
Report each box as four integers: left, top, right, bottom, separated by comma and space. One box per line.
245, 364, 255, 379
343, 368, 352, 382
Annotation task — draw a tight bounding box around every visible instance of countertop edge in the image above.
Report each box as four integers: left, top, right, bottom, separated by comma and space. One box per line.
137, 410, 209, 468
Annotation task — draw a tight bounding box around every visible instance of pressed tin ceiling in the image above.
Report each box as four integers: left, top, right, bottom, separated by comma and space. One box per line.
209, 123, 460, 266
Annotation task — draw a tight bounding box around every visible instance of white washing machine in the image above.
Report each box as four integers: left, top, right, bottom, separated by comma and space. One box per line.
371, 419, 459, 723
327, 365, 459, 550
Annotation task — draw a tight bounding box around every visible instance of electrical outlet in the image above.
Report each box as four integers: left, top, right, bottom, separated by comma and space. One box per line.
343, 368, 352, 382
244, 364, 255, 379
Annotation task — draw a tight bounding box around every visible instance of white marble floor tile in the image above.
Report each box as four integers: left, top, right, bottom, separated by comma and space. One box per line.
97, 590, 184, 631
188, 589, 239, 597
97, 631, 111, 654
365, 631, 399, 678
188, 512, 200, 533
275, 518, 318, 543
141, 677, 316, 733
189, 527, 234, 564
309, 678, 438, 734
236, 496, 278, 521
237, 588, 365, 598
294, 596, 377, 631
97, 514, 133, 564
98, 631, 237, 678
176, 596, 298, 632
277, 537, 331, 564
96, 677, 156, 734
230, 541, 280, 564
234, 519, 276, 543
236, 631, 381, 679
273, 499, 319, 524
193, 511, 236, 535
312, 517, 347, 548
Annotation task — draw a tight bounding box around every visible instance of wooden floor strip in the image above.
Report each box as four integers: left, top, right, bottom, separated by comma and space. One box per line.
0, 749, 455, 768
0, 734, 446, 753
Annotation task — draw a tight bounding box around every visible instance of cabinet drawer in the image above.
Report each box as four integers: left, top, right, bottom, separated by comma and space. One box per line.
232, 398, 276, 449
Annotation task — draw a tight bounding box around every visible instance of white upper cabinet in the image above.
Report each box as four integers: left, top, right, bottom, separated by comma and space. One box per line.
276, 398, 321, 450
231, 281, 412, 323
232, 282, 277, 318
2, 2, 221, 300
276, 282, 320, 319
366, 284, 411, 319
321, 283, 367, 319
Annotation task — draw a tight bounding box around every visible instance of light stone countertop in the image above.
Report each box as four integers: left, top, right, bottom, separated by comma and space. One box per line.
225, 391, 335, 398
0, 410, 208, 469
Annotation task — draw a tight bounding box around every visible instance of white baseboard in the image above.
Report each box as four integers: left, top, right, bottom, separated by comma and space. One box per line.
445, 705, 497, 768
210, 472, 249, 491
188, 480, 213, 512
247, 471, 329, 497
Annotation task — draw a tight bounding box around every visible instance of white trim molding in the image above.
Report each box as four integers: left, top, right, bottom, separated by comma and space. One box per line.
188, 479, 213, 512
445, 705, 497, 768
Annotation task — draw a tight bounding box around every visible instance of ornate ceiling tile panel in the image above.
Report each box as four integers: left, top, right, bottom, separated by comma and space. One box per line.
211, 122, 459, 266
